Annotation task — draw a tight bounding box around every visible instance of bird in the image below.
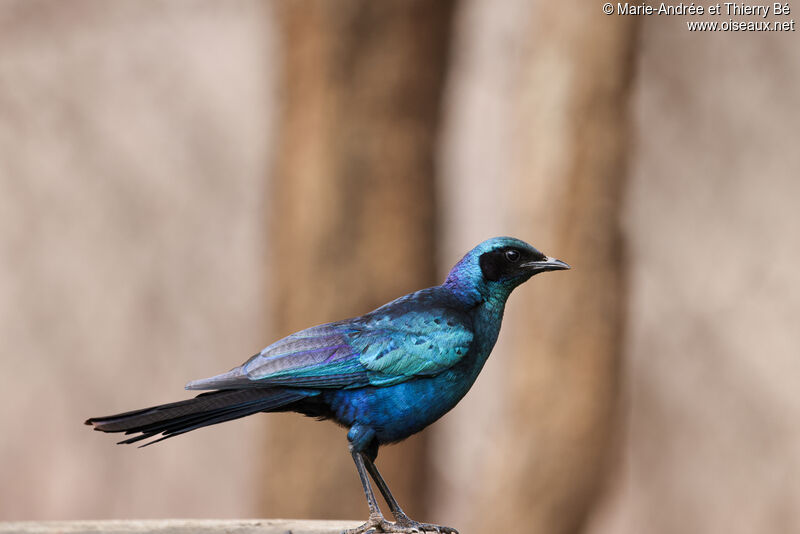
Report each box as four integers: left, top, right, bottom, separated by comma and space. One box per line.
86, 236, 569, 534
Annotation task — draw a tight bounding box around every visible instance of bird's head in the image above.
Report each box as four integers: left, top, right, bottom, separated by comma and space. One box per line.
445, 237, 569, 303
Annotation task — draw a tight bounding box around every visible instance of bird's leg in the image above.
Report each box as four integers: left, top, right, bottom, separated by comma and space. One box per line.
344, 449, 398, 534
362, 456, 407, 521
344, 425, 456, 534
363, 455, 459, 534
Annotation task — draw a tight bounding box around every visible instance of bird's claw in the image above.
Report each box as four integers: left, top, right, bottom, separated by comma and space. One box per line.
343, 515, 458, 534
394, 517, 458, 534
342, 515, 394, 534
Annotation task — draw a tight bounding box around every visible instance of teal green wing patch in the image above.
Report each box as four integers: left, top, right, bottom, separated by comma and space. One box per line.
353, 310, 473, 386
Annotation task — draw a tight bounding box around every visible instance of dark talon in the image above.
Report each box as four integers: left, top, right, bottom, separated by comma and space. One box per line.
343, 516, 458, 534
395, 518, 459, 534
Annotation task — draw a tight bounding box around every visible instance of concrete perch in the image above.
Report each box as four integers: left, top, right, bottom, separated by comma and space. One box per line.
0, 519, 361, 534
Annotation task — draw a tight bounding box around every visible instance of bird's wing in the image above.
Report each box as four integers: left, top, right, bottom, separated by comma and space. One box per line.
352, 307, 474, 386
186, 304, 473, 390
185, 324, 371, 390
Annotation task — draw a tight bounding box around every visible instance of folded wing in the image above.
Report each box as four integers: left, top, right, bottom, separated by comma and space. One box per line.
186, 294, 473, 391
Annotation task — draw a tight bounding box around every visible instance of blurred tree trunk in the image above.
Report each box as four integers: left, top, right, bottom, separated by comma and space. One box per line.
464, 4, 638, 534
262, 0, 455, 521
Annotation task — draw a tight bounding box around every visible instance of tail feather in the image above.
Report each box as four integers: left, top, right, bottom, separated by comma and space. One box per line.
85, 388, 307, 447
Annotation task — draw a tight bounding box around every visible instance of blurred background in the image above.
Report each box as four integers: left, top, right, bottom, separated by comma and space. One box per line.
1, 1, 798, 533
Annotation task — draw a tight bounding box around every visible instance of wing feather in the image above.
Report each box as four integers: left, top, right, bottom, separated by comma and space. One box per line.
353, 311, 473, 386
186, 289, 473, 391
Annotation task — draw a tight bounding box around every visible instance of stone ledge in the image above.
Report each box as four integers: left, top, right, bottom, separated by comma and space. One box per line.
0, 520, 360, 534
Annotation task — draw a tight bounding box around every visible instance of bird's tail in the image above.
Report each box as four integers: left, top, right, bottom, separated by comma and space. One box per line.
85, 388, 307, 447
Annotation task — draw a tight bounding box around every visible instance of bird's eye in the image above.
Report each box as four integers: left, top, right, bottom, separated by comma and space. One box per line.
505, 249, 520, 262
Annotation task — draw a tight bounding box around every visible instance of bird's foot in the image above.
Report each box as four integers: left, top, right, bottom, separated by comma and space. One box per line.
393, 513, 459, 534
342, 514, 395, 534
343, 514, 458, 534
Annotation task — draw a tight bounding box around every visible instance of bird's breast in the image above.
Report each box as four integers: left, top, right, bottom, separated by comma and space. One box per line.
324, 301, 507, 444
325, 372, 471, 444
326, 342, 498, 444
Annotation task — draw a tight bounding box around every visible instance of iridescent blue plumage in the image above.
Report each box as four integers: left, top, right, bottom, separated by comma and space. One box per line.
86, 236, 569, 534
187, 286, 472, 392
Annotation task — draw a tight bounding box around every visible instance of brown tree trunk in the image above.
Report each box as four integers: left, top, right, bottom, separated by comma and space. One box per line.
262, 0, 455, 521
463, 4, 638, 534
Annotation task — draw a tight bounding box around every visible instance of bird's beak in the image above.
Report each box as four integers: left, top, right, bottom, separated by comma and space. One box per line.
523, 256, 571, 274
